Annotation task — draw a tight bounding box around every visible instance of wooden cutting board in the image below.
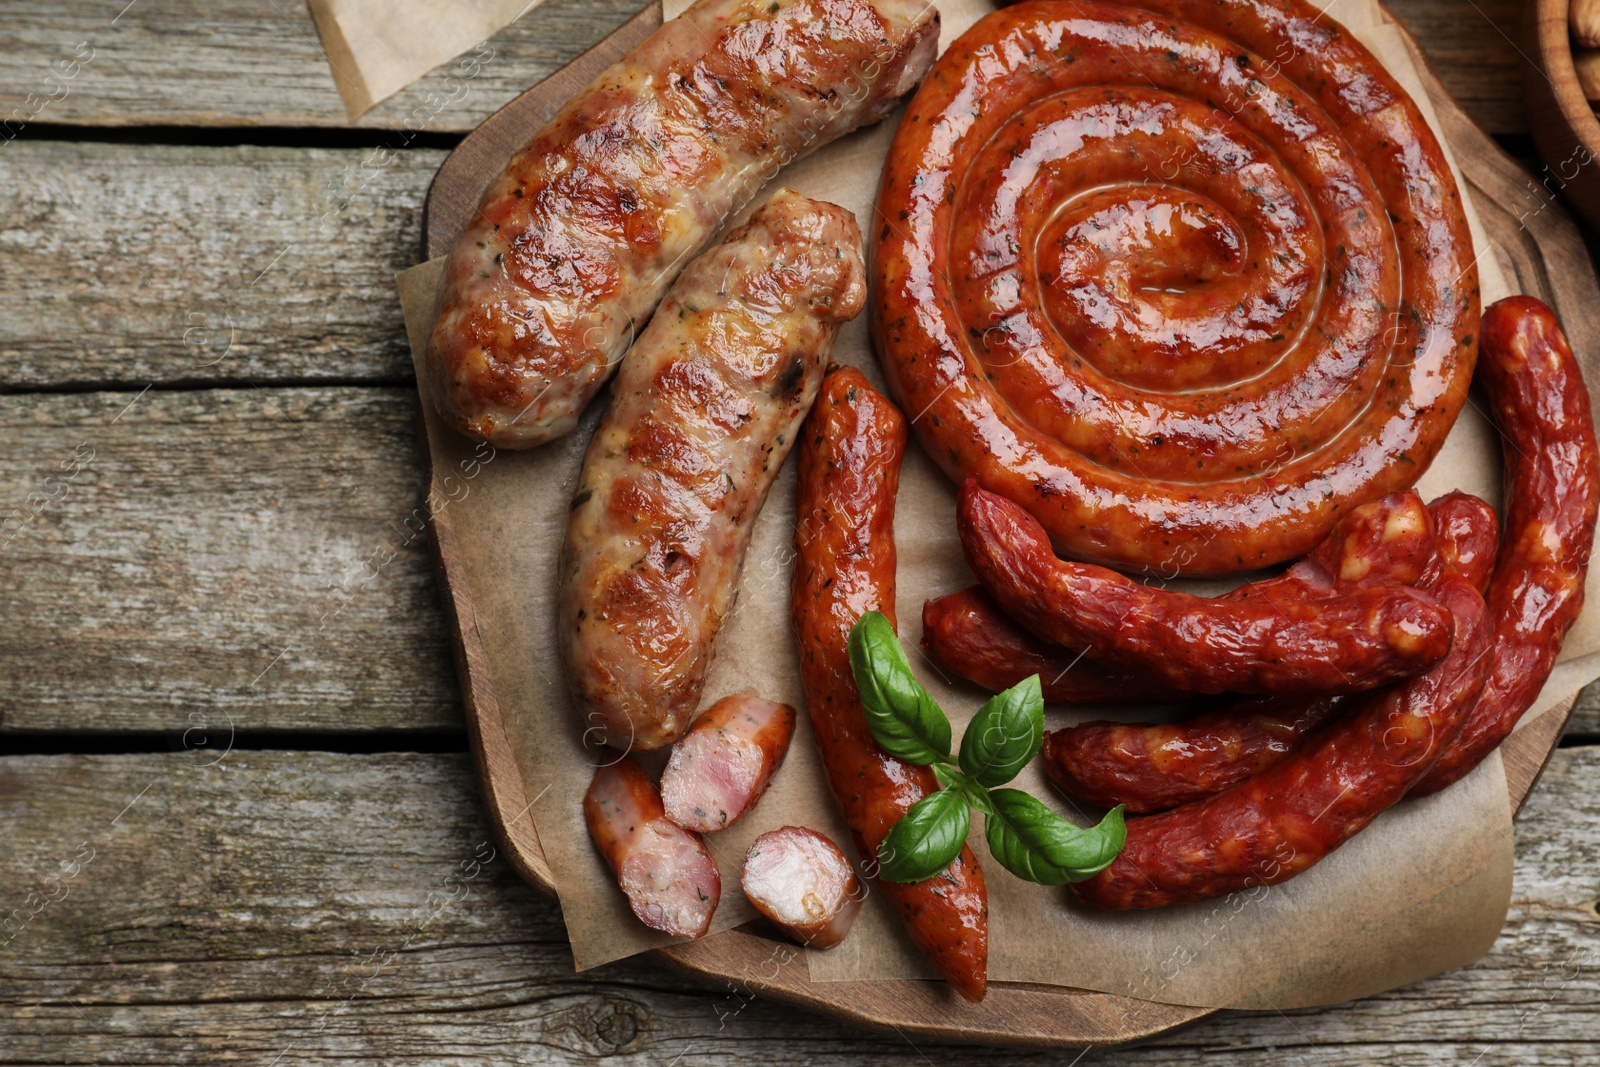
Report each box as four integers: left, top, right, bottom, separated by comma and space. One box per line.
417, 1, 1598, 1049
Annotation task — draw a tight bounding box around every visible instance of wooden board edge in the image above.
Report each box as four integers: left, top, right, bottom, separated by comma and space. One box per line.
422, 2, 667, 259
415, 0, 1599, 1049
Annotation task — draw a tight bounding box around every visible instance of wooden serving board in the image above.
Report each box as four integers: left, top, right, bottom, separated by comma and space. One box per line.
417, 1, 1600, 1049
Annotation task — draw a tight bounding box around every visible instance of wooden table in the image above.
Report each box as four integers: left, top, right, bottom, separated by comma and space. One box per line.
1, 0, 1595, 1062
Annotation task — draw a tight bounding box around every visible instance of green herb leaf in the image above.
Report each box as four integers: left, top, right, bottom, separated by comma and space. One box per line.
876, 788, 971, 883
932, 763, 992, 816
984, 791, 1126, 885
848, 611, 951, 766
958, 674, 1044, 788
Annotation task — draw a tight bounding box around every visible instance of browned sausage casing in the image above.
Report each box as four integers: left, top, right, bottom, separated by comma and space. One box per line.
959, 481, 1454, 697
872, 0, 1477, 574
1072, 560, 1493, 910
1414, 297, 1600, 795
791, 367, 989, 1001
1043, 493, 1497, 813
424, 0, 937, 448
927, 490, 1435, 703
585, 756, 722, 938
562, 191, 865, 752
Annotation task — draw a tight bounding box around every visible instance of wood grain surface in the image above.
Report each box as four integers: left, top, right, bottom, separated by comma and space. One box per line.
1, 0, 1597, 1059
0, 747, 1595, 1064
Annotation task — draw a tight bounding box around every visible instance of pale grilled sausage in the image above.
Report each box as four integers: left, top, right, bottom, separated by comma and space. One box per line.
742, 826, 864, 949
562, 190, 866, 751
425, 0, 937, 448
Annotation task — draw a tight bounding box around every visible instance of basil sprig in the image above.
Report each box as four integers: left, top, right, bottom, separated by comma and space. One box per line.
847, 611, 1126, 886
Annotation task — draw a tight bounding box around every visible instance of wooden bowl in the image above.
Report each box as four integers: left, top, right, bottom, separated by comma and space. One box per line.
1527, 0, 1600, 230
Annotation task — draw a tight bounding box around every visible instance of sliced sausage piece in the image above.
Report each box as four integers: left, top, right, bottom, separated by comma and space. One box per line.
425, 0, 938, 448
1413, 297, 1600, 795
958, 480, 1454, 697
561, 190, 866, 751
661, 694, 797, 833
742, 826, 864, 949
792, 367, 989, 1001
1072, 562, 1493, 910
584, 757, 721, 939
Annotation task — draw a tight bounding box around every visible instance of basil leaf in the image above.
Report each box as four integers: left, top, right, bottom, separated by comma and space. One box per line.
876, 788, 971, 883
958, 674, 1044, 788
848, 611, 950, 766
984, 791, 1126, 885
932, 763, 993, 816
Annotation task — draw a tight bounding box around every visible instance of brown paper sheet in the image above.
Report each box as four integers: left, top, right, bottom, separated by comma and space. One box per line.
394, 0, 1600, 1011
307, 0, 546, 120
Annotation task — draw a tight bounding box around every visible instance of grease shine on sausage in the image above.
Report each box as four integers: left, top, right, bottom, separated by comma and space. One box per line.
584, 756, 721, 938
1413, 297, 1600, 795
661, 693, 797, 832
1072, 562, 1493, 910
958, 482, 1454, 697
927, 490, 1435, 703
424, 0, 938, 448
792, 367, 989, 1001
562, 191, 866, 752
1042, 493, 1501, 814
872, 0, 1477, 574
742, 826, 864, 949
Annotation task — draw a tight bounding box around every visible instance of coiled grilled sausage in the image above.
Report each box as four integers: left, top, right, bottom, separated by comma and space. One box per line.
426, 0, 937, 447
562, 191, 864, 751
792, 367, 989, 1001
872, 0, 1478, 574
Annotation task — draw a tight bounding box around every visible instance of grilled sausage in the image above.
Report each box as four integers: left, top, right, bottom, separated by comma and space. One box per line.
661, 693, 797, 832
742, 826, 864, 949
425, 0, 938, 448
792, 367, 989, 1001
958, 481, 1453, 697
872, 0, 1477, 573
926, 491, 1434, 703
1072, 561, 1493, 909
1042, 493, 1501, 813
1413, 297, 1600, 795
562, 190, 865, 752
584, 756, 721, 938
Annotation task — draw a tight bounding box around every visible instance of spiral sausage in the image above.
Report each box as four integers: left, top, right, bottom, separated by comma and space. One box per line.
872, 0, 1478, 574
792, 367, 989, 1001
959, 481, 1453, 697
1413, 297, 1600, 796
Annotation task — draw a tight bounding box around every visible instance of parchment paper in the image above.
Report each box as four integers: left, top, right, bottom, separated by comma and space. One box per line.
395, 0, 1600, 1011
307, 0, 546, 119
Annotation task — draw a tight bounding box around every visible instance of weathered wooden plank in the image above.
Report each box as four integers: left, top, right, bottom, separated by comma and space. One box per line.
0, 746, 1596, 1063
0, 0, 640, 133
0, 386, 458, 733
0, 141, 441, 390
1386, 0, 1526, 139
3, 382, 1598, 737
0, 0, 1529, 136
